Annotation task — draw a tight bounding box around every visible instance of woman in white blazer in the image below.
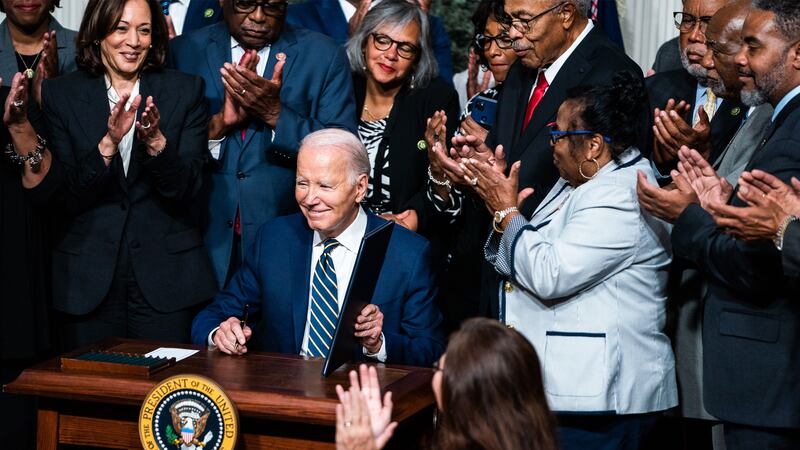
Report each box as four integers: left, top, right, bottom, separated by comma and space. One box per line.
462, 72, 677, 450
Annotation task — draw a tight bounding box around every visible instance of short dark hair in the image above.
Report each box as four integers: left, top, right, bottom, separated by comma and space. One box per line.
75, 0, 169, 77
565, 71, 648, 159
753, 0, 800, 41
435, 318, 559, 450
470, 0, 508, 68
0, 0, 61, 13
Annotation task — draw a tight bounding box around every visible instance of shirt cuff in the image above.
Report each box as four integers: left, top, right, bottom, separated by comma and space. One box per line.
207, 326, 220, 347
495, 215, 529, 277
362, 332, 387, 362
650, 158, 672, 182
208, 137, 226, 160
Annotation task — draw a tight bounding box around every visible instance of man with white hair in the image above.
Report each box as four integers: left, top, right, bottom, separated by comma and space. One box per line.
191, 129, 444, 367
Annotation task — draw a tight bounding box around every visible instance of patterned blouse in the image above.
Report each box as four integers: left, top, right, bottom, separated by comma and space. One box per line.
358, 118, 393, 214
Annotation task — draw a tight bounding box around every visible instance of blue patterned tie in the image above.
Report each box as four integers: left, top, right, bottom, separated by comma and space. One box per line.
308, 239, 340, 358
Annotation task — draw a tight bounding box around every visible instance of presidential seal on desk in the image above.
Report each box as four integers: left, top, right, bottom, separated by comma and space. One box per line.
139, 374, 238, 450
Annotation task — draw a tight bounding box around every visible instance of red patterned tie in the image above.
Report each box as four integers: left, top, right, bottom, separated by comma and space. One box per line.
522, 71, 549, 132
234, 51, 249, 237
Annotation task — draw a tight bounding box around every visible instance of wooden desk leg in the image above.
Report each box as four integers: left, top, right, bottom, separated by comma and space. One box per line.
37, 407, 59, 450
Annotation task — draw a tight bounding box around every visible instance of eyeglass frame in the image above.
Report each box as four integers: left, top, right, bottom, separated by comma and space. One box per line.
673, 12, 712, 34
548, 123, 612, 146
475, 31, 514, 51
232, 0, 289, 16
507, 2, 567, 34
369, 32, 420, 60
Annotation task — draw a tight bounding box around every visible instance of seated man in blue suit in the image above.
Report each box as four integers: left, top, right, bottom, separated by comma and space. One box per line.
192, 129, 445, 366
170, 0, 358, 288
286, 0, 454, 84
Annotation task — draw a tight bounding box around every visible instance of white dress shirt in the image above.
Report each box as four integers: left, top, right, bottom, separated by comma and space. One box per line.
208, 38, 272, 159
527, 20, 594, 101
104, 76, 140, 175
168, 0, 190, 36
338, 0, 357, 21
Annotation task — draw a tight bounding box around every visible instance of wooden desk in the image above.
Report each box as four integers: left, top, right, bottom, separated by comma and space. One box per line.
3, 339, 435, 449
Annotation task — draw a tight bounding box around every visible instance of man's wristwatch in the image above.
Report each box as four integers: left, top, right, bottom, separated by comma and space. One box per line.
774, 215, 799, 251
493, 207, 518, 233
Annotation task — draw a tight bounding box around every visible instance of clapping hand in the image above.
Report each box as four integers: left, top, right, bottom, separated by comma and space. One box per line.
221, 54, 284, 127
709, 170, 800, 241
348, 0, 372, 37
461, 150, 534, 215
425, 110, 462, 189
335, 364, 397, 450
636, 168, 698, 223
136, 96, 167, 155
106, 92, 141, 144
210, 50, 258, 139
676, 146, 732, 212
3, 73, 29, 127
31, 30, 59, 104
466, 49, 491, 100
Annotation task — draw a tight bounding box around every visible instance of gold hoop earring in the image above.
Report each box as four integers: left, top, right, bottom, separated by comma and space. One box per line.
578, 158, 600, 180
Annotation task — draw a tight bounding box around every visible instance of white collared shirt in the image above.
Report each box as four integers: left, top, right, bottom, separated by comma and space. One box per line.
168, 0, 190, 36
528, 20, 594, 101
301, 207, 387, 361
104, 76, 140, 175
338, 0, 357, 21
207, 38, 272, 159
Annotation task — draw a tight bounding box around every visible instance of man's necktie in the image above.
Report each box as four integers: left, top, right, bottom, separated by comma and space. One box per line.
233, 52, 250, 237
308, 239, 340, 358
522, 71, 549, 132
695, 87, 717, 125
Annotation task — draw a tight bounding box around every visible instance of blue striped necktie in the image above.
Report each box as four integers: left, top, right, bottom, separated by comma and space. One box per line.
308, 239, 340, 358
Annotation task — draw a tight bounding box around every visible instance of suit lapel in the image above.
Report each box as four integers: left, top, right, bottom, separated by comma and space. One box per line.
206, 23, 229, 101
0, 21, 20, 79
291, 219, 314, 352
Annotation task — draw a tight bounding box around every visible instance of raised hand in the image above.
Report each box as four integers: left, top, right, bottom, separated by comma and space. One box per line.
348, 0, 372, 37
466, 49, 491, 100
209, 51, 258, 139
461, 158, 534, 215
107, 92, 141, 144
635, 169, 698, 223
136, 96, 167, 155
31, 30, 59, 105
165, 15, 177, 39
425, 110, 462, 189
222, 54, 285, 127
460, 114, 489, 142
335, 365, 397, 450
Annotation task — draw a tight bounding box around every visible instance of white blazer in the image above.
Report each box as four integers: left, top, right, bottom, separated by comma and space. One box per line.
486, 148, 678, 414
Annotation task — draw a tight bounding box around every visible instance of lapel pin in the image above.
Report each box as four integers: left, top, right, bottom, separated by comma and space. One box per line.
204, 8, 214, 18
276, 52, 286, 61
731, 106, 741, 116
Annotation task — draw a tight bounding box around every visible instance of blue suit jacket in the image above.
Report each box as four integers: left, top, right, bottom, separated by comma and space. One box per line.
286, 0, 454, 84
180, 0, 223, 34
170, 22, 358, 287
191, 212, 445, 366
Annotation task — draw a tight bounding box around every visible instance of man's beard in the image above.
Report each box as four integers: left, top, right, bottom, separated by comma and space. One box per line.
741, 56, 786, 107
680, 44, 709, 80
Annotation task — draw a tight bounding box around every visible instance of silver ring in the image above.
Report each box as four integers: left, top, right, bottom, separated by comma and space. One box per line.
433, 133, 440, 142
470, 177, 478, 186
344, 421, 352, 428
141, 121, 151, 129
12, 100, 23, 108
240, 89, 246, 95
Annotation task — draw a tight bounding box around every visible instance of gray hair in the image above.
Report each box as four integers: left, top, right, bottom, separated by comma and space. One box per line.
753, 0, 800, 41
567, 0, 591, 14
299, 129, 370, 183
346, 0, 438, 90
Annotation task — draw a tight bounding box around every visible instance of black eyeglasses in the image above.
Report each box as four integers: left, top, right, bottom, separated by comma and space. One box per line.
673, 12, 712, 34
508, 2, 566, 34
548, 123, 611, 146
233, 0, 288, 16
475, 32, 514, 51
370, 33, 419, 60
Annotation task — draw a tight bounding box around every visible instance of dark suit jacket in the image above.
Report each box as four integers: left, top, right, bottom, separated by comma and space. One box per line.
179, 0, 223, 34
646, 69, 744, 165
672, 94, 800, 428
353, 75, 460, 234
191, 212, 445, 366
29, 69, 217, 316
784, 221, 800, 279
487, 26, 645, 218
286, 0, 454, 84
170, 22, 358, 287
783, 219, 800, 279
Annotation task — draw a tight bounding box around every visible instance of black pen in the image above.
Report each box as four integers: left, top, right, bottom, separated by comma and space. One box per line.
240, 304, 250, 330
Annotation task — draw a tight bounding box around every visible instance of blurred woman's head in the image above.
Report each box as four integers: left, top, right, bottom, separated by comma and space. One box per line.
433, 318, 558, 450
471, 0, 516, 83
347, 0, 438, 90
76, 0, 169, 78
551, 71, 647, 185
